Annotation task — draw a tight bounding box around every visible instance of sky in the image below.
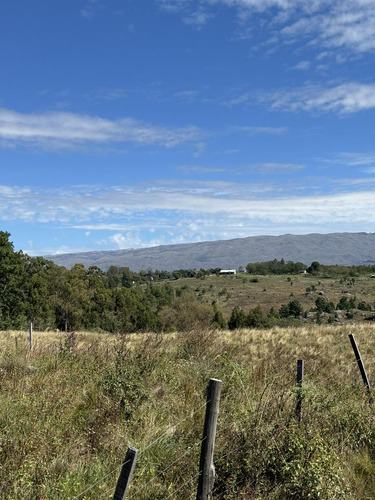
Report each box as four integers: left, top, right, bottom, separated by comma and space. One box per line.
1, 0, 375, 256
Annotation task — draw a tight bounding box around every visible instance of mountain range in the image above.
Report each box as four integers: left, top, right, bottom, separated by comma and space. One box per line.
45, 232, 375, 271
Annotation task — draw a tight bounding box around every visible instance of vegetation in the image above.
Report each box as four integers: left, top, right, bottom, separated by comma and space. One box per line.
1, 231, 375, 498
1, 231, 375, 334
1, 325, 375, 499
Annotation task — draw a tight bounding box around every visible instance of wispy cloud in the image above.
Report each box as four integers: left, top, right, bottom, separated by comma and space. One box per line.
234, 126, 287, 134
177, 165, 231, 174
250, 163, 305, 174
177, 162, 304, 175
81, 0, 101, 19
291, 60, 311, 70
0, 108, 203, 150
173, 90, 199, 101
335, 152, 375, 166
3, 180, 375, 255
158, 1, 375, 55
258, 82, 375, 114
158, 0, 212, 27
85, 87, 128, 102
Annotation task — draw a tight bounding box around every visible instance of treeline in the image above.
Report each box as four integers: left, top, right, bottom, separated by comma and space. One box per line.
2, 231, 375, 332
246, 258, 307, 275
226, 295, 374, 330
245, 258, 375, 277
0, 232, 223, 332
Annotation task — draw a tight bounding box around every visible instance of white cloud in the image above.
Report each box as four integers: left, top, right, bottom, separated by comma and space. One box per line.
260, 82, 375, 114
177, 162, 304, 175
159, 0, 375, 55
105, 232, 166, 249
3, 182, 375, 248
81, 0, 101, 19
0, 108, 202, 150
336, 152, 375, 166
235, 126, 287, 134
291, 60, 311, 70
250, 163, 305, 174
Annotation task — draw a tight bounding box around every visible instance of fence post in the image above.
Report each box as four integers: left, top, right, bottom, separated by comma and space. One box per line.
348, 334, 371, 391
113, 446, 138, 500
29, 322, 33, 351
296, 359, 304, 422
196, 378, 222, 500
15, 336, 18, 350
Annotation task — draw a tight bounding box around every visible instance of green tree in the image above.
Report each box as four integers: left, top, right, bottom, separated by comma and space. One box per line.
23, 256, 55, 328
246, 305, 270, 328
288, 300, 304, 318
315, 296, 335, 314
279, 300, 303, 318
0, 231, 27, 329
307, 261, 321, 274
212, 307, 226, 330
228, 306, 246, 330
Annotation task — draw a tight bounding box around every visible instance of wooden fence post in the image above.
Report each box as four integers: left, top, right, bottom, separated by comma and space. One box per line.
113, 446, 138, 500
296, 359, 304, 422
29, 322, 33, 351
348, 334, 370, 391
196, 378, 222, 500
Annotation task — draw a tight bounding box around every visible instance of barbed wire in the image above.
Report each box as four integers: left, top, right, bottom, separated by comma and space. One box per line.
73, 457, 132, 499
72, 397, 209, 500
127, 439, 203, 500
164, 471, 201, 500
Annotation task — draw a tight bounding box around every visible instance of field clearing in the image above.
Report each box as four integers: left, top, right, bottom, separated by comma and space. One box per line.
1, 325, 375, 499
167, 273, 375, 317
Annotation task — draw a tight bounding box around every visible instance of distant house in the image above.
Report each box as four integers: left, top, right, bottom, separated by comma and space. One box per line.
300, 270, 307, 275
220, 269, 236, 275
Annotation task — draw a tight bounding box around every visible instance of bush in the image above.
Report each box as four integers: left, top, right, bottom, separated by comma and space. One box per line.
315, 297, 335, 313
279, 300, 304, 318
228, 306, 246, 330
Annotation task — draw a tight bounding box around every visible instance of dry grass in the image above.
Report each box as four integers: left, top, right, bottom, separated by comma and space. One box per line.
1, 324, 375, 499
167, 273, 375, 318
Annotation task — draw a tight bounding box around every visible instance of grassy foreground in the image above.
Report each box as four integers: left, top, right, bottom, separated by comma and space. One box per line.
1, 325, 375, 499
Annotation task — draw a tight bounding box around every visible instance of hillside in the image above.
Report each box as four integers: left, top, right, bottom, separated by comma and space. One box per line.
46, 232, 375, 271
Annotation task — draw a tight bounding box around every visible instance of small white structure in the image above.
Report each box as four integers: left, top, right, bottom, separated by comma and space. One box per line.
220, 269, 237, 275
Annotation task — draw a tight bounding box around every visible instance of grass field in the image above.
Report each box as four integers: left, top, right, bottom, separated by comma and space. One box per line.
166, 272, 375, 320
1, 325, 375, 499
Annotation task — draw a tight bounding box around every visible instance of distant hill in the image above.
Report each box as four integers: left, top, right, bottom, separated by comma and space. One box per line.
45, 232, 375, 271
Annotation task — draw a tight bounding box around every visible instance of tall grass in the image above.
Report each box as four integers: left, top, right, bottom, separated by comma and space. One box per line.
0, 325, 375, 499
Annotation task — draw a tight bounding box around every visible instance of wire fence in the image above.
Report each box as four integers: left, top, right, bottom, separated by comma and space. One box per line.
1, 327, 375, 499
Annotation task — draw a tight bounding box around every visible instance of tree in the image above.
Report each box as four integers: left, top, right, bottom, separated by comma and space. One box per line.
228, 306, 246, 330
246, 305, 270, 328
279, 300, 303, 318
307, 261, 321, 274
288, 300, 304, 317
23, 255, 55, 328
315, 296, 334, 313
0, 232, 27, 329
212, 306, 226, 329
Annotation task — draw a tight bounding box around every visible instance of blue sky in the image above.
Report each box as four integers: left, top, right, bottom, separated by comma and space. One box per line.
1, 0, 375, 256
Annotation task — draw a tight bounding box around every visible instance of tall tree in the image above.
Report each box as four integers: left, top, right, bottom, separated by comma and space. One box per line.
0, 231, 26, 329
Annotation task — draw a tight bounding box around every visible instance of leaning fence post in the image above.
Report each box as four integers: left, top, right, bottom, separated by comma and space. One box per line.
113, 446, 138, 500
348, 334, 370, 391
196, 378, 222, 500
29, 322, 33, 351
296, 359, 304, 422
